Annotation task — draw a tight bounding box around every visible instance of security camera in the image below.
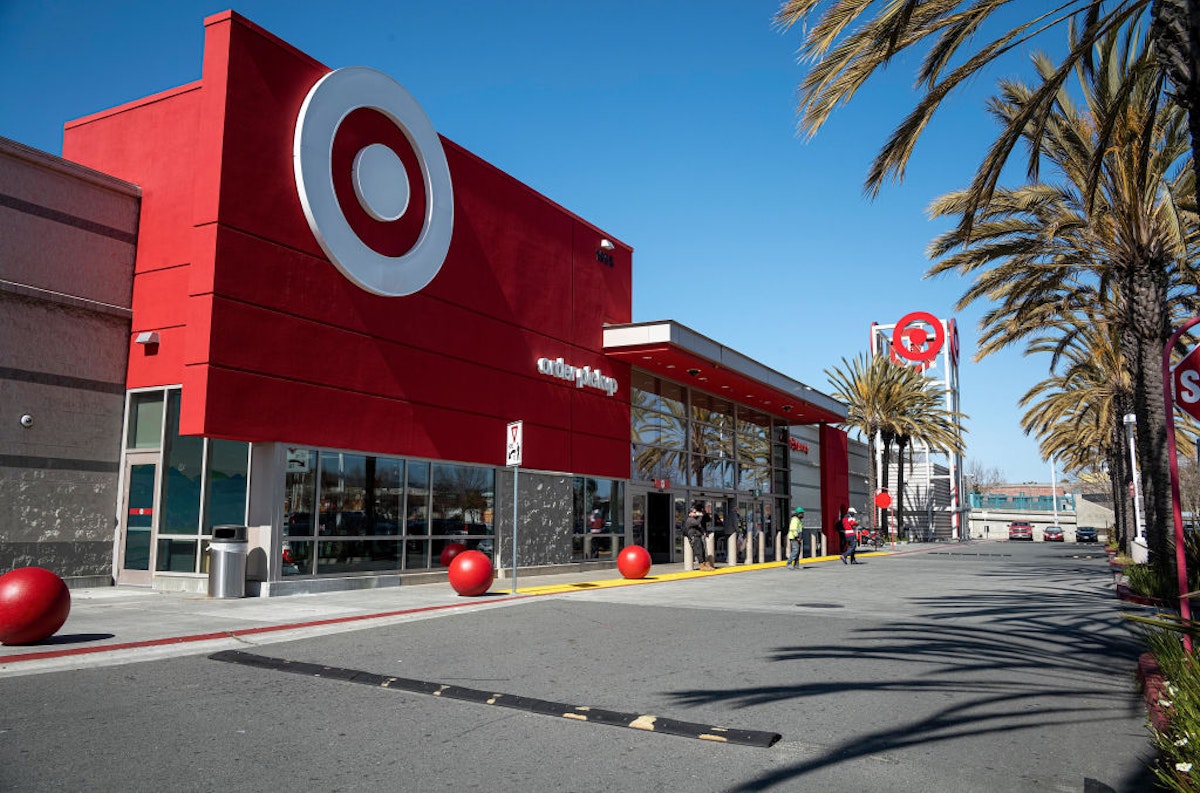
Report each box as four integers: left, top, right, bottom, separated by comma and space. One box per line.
783, 405, 793, 412
687, 368, 701, 377
19, 414, 33, 428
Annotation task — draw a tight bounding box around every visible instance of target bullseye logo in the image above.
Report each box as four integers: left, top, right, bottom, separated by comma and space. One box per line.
294, 67, 453, 297
891, 311, 945, 364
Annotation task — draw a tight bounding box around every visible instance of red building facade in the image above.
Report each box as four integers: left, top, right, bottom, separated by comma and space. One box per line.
36, 10, 848, 594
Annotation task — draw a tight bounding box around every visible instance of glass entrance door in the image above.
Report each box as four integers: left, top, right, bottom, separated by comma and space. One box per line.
118, 451, 160, 585
645, 491, 674, 563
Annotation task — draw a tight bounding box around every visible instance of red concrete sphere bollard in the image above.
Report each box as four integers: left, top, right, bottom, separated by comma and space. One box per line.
617, 545, 652, 580
447, 550, 494, 597
0, 567, 71, 645
439, 542, 468, 568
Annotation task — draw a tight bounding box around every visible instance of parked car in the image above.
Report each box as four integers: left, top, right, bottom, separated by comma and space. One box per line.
1008, 521, 1033, 541
1076, 526, 1098, 543
1044, 525, 1064, 542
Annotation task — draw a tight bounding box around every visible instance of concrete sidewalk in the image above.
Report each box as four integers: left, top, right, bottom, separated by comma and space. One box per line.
1, 555, 859, 677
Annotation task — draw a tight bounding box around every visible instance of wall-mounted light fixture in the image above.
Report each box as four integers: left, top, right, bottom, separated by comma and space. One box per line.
687, 368, 701, 377
135, 331, 160, 345
595, 239, 615, 266
783, 405, 793, 412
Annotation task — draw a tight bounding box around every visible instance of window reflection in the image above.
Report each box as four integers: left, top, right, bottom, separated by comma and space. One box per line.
207, 440, 248, 527
162, 391, 203, 535
285, 450, 317, 537
572, 477, 625, 561
630, 371, 789, 496
280, 455, 495, 576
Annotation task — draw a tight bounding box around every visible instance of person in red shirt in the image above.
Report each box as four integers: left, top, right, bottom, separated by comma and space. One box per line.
839, 507, 860, 565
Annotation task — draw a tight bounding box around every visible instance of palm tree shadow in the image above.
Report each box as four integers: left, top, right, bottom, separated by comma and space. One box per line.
667, 554, 1157, 790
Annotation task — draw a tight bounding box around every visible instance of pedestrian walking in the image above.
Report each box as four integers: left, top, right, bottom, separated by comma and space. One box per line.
785, 506, 804, 568
685, 502, 713, 571
839, 507, 860, 565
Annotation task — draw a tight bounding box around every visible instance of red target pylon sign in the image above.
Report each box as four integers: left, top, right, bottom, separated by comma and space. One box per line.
890, 311, 945, 368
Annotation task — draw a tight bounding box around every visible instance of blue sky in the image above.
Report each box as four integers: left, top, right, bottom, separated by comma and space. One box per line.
0, 1, 1063, 484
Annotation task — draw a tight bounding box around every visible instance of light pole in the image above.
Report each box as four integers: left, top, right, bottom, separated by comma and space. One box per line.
1050, 456, 1059, 528
1124, 413, 1147, 541
1124, 413, 1149, 565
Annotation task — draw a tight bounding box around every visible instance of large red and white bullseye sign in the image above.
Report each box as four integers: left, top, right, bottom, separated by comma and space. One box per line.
294, 67, 453, 296
1174, 344, 1200, 421
891, 311, 945, 364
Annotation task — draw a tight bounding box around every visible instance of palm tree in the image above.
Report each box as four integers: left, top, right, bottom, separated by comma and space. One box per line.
774, 1, 1200, 217
826, 352, 966, 534
776, 1, 1200, 566
924, 27, 1200, 563
1019, 313, 1137, 549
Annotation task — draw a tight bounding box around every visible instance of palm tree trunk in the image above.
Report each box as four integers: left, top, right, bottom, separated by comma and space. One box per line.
867, 433, 879, 527
1106, 446, 1127, 551
1126, 259, 1172, 567
895, 439, 909, 539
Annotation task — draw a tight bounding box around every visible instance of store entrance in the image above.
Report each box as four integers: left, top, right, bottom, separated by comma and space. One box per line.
645, 492, 673, 563
117, 451, 159, 586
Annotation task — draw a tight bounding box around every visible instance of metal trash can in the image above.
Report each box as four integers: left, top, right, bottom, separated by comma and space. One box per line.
208, 525, 248, 598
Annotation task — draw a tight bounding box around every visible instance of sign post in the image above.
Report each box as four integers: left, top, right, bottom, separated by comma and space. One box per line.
1164, 321, 1200, 652
505, 421, 523, 594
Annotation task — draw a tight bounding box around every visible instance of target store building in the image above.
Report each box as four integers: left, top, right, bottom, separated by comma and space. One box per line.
2, 11, 850, 595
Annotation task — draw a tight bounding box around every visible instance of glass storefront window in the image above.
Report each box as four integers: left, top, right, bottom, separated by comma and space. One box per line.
406, 461, 430, 535
629, 372, 790, 499
155, 538, 198, 572
631, 370, 685, 416
431, 463, 493, 536
631, 443, 687, 483
282, 540, 313, 576
572, 477, 625, 561
368, 458, 403, 535
284, 449, 317, 537
162, 391, 203, 535
280, 455, 499, 576
319, 452, 366, 536
120, 387, 251, 578
316, 540, 402, 574
691, 392, 734, 424
691, 456, 734, 488
128, 392, 164, 449
207, 439, 249, 528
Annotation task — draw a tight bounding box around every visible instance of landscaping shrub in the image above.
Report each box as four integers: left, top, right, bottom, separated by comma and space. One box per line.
1141, 627, 1200, 792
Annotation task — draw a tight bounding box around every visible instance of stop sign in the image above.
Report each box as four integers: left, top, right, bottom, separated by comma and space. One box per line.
1174, 344, 1200, 421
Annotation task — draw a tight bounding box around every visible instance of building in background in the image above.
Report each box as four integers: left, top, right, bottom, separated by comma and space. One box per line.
870, 313, 967, 539
966, 482, 1114, 541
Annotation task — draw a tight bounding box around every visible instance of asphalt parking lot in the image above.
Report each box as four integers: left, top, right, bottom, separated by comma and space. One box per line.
0, 542, 1158, 792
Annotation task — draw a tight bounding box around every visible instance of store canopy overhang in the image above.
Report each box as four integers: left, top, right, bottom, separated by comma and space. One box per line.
603, 321, 847, 425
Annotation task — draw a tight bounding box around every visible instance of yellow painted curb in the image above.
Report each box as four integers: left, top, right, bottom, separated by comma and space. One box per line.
496, 552, 889, 597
